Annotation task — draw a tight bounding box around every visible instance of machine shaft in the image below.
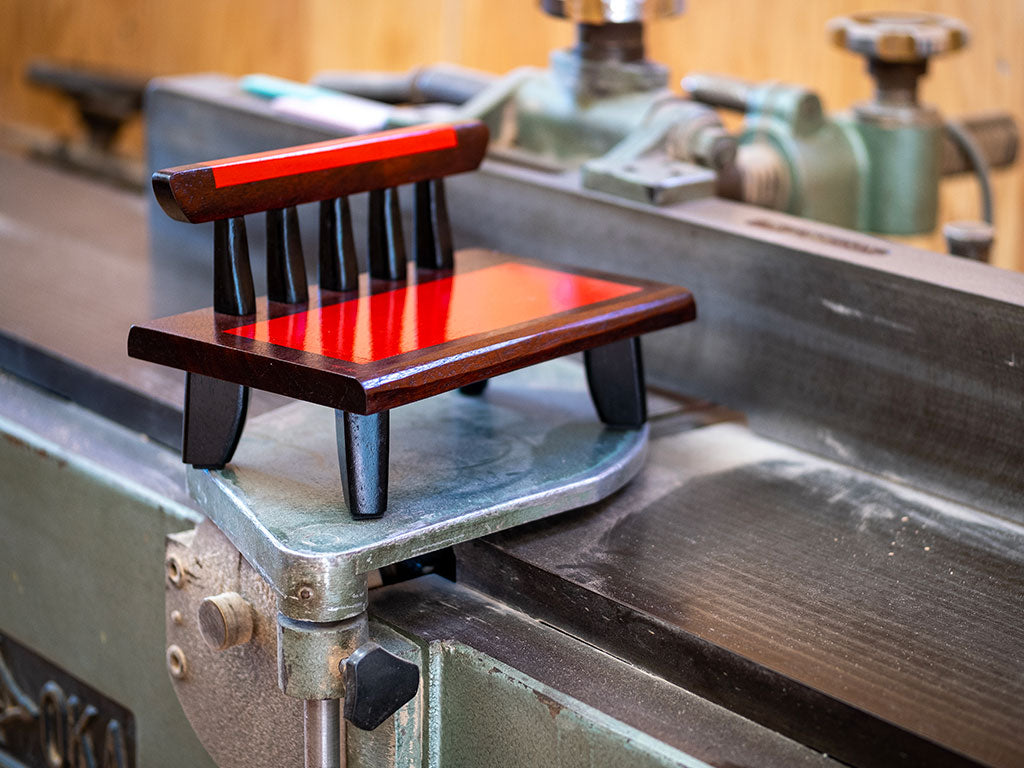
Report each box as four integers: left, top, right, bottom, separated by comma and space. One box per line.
304, 699, 343, 768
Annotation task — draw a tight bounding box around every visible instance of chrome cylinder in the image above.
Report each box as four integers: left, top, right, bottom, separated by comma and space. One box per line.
304, 699, 342, 768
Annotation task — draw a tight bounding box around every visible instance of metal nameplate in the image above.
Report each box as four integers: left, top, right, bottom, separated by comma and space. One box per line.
0, 632, 135, 768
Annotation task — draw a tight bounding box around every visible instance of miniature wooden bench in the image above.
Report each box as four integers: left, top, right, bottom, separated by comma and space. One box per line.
128, 120, 696, 518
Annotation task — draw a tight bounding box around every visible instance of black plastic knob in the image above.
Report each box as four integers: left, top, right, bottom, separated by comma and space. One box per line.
342, 642, 420, 731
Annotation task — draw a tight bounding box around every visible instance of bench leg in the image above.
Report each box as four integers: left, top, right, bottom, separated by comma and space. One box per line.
336, 410, 390, 519
182, 373, 249, 468
459, 380, 488, 396
584, 337, 646, 429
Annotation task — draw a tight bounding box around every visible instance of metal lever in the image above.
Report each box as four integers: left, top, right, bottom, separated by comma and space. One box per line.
342, 642, 419, 731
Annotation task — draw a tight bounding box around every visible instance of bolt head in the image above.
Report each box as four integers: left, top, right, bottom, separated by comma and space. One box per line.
198, 592, 254, 651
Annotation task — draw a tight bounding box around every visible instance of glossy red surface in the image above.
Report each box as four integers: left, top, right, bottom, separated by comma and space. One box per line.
211, 124, 457, 188
224, 262, 641, 364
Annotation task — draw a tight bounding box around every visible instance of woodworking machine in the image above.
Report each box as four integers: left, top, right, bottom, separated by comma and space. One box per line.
1, 3, 1022, 768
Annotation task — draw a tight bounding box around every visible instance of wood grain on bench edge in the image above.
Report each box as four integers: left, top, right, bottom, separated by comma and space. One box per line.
127, 250, 696, 415
152, 121, 489, 223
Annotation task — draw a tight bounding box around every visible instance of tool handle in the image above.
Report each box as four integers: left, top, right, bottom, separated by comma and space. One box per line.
152, 120, 488, 223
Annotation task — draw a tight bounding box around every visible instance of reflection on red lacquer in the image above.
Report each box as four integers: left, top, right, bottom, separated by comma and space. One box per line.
225, 262, 641, 364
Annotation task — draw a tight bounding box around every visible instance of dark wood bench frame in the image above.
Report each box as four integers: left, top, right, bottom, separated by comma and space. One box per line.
129, 120, 696, 518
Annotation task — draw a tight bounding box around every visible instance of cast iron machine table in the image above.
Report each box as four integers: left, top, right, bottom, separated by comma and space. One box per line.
127, 120, 696, 765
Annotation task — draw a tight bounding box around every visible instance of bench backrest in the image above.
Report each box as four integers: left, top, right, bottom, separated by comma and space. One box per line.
153, 120, 488, 223
149, 120, 489, 313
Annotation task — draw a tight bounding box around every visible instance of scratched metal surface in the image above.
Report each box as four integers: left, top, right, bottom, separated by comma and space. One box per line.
0, 371, 194, 509
459, 422, 1024, 768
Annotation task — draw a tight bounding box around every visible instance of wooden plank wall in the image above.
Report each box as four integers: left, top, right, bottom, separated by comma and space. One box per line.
0, 0, 1020, 268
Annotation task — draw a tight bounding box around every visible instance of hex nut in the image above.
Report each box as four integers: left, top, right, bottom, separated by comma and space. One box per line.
198, 592, 254, 651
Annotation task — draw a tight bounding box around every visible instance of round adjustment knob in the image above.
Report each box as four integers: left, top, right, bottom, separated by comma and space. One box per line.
540, 0, 683, 25
827, 12, 968, 62
198, 592, 254, 651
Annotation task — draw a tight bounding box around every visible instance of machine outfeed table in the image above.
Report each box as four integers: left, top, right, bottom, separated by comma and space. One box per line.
128, 119, 695, 519
126, 118, 696, 762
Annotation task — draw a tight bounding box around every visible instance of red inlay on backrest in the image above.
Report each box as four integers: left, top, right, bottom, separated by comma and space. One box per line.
210, 124, 458, 188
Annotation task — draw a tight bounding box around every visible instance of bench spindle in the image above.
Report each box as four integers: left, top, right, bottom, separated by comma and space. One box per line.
413, 178, 454, 271
367, 187, 406, 282
213, 217, 255, 315
188, 215, 255, 469
318, 197, 359, 293
266, 206, 308, 305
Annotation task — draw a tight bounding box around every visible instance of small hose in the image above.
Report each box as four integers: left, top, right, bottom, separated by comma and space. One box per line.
944, 119, 994, 225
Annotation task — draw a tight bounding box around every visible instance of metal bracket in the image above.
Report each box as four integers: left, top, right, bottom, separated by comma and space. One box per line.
186, 358, 648, 625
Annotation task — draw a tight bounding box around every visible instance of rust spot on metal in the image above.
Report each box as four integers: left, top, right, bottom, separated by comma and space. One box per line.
3, 431, 46, 458
748, 217, 889, 256
2, 431, 67, 467
533, 690, 563, 719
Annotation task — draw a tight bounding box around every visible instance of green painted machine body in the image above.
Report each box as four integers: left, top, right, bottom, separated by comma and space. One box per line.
0, 376, 804, 768
424, 644, 708, 768
512, 69, 666, 164
843, 114, 943, 234
0, 375, 217, 768
454, 62, 946, 235
737, 81, 942, 235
